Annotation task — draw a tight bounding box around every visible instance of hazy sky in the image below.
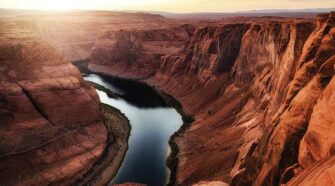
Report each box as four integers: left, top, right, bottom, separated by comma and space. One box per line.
0, 0, 335, 12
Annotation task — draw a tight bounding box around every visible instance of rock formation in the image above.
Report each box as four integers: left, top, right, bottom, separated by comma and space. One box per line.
89, 12, 335, 185
0, 18, 107, 185
13, 11, 188, 62
193, 181, 229, 186
91, 23, 195, 79
1, 9, 335, 186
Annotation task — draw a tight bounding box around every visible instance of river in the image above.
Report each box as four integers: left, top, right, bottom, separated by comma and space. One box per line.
84, 74, 183, 186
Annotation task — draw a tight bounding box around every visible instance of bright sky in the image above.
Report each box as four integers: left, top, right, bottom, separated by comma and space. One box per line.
0, 0, 334, 12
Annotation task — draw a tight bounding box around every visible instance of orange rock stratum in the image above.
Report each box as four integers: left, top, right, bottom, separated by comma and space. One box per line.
1, 10, 335, 186
89, 12, 335, 186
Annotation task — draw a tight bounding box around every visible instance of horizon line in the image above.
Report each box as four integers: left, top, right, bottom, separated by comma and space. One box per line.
1, 7, 335, 14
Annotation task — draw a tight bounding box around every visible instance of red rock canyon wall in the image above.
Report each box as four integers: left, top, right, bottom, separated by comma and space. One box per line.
89, 12, 335, 186
0, 19, 106, 185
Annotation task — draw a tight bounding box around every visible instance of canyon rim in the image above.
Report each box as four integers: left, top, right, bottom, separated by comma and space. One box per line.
1, 3, 335, 186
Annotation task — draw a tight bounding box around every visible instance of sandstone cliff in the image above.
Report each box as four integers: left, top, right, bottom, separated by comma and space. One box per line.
89, 12, 335, 185
13, 11, 188, 62
0, 19, 107, 185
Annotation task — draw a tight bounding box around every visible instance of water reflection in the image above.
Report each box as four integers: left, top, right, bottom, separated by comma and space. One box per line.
83, 74, 167, 108
84, 74, 183, 186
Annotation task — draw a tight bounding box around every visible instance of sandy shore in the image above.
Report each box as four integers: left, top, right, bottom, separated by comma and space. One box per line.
74, 103, 131, 186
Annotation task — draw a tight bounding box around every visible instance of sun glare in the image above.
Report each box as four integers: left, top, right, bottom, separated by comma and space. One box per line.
26, 0, 162, 11
39, 0, 77, 11
0, 0, 334, 12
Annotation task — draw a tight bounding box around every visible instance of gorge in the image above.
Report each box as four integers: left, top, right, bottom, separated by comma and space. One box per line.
84, 73, 183, 186
0, 9, 335, 186
87, 11, 335, 186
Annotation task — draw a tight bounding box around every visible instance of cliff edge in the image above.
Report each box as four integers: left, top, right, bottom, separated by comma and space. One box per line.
89, 13, 335, 185
0, 18, 107, 185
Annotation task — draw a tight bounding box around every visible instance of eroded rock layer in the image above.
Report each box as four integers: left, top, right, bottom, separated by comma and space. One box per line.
89, 12, 335, 185
0, 19, 106, 185
12, 11, 200, 62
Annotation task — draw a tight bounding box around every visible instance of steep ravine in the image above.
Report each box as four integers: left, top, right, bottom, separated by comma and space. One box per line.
2, 11, 335, 186
0, 19, 129, 185
88, 12, 335, 185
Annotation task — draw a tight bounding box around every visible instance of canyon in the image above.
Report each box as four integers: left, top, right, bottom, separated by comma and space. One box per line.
1, 9, 335, 186
88, 12, 335, 186
0, 14, 130, 186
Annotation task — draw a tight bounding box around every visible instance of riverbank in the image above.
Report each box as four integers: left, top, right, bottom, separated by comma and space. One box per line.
153, 88, 194, 186
74, 103, 131, 186
76, 64, 194, 186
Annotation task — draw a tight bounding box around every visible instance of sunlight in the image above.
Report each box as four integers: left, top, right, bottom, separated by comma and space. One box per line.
12, 0, 167, 11
40, 0, 77, 10
0, 0, 334, 12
